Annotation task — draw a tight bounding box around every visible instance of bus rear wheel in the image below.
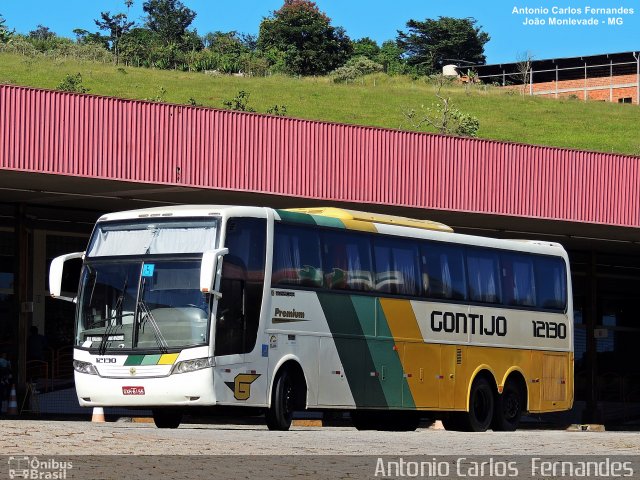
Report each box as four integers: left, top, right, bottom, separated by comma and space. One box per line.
152, 408, 183, 429
493, 380, 524, 431
266, 369, 296, 431
443, 377, 494, 432
467, 377, 494, 432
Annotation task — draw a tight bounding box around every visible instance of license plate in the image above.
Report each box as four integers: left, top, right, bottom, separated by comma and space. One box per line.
122, 386, 145, 395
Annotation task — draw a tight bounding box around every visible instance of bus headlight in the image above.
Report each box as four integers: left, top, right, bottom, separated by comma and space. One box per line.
172, 357, 215, 374
73, 360, 98, 375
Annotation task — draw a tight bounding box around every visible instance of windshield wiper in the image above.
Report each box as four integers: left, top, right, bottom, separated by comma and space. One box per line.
99, 322, 121, 355
137, 299, 169, 353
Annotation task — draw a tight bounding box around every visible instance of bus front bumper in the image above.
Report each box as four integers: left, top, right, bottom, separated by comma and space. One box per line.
74, 368, 216, 407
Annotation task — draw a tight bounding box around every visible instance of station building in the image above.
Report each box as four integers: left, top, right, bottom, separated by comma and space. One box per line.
473, 50, 640, 104
1, 84, 639, 423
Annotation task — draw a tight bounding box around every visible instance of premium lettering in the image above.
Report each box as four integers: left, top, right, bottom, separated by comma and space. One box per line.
274, 308, 305, 319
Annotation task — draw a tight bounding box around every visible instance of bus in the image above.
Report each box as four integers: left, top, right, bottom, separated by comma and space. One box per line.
49, 205, 573, 431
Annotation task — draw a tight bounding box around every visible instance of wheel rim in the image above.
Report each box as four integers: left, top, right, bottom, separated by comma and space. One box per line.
283, 378, 294, 420
503, 391, 520, 420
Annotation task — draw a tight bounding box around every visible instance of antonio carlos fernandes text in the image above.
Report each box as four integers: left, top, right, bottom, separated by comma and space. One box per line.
374, 458, 634, 477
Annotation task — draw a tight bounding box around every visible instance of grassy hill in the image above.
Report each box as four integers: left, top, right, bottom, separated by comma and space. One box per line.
1, 52, 639, 156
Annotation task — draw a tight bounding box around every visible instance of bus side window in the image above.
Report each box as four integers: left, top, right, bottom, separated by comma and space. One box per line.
272, 224, 323, 288
373, 237, 420, 296
214, 218, 266, 356
422, 242, 467, 301
466, 248, 502, 304
535, 257, 567, 311
501, 253, 536, 307
321, 231, 373, 292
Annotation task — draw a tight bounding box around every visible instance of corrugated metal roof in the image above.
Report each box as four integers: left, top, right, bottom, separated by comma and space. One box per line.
1, 84, 639, 228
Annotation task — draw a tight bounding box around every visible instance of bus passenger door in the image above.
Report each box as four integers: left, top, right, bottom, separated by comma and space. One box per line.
213, 217, 267, 406
213, 268, 246, 360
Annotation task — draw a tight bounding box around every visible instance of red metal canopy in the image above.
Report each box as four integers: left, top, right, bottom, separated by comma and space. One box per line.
1, 84, 639, 228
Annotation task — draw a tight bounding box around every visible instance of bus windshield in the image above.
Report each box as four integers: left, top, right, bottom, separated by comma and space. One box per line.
77, 260, 211, 351
77, 218, 219, 351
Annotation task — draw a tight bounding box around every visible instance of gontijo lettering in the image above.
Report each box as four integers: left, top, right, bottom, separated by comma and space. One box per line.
431, 310, 507, 336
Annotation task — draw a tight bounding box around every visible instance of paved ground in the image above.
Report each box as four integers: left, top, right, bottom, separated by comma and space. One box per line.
0, 419, 638, 456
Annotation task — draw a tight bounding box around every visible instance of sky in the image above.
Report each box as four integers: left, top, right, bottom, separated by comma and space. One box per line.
1, 0, 639, 64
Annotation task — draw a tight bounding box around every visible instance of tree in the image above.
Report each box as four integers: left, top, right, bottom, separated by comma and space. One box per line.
29, 25, 55, 41
73, 29, 110, 48
203, 31, 245, 56
376, 40, 407, 75
239, 33, 258, 52
404, 75, 479, 137
95, 11, 135, 64
119, 27, 157, 66
0, 15, 15, 43
351, 37, 380, 60
513, 51, 534, 96
258, 0, 352, 75
181, 29, 203, 51
27, 25, 62, 52
397, 17, 490, 75
143, 0, 196, 46
203, 31, 256, 54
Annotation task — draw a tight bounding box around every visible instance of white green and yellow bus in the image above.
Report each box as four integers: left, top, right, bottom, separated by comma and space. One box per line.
49, 205, 573, 431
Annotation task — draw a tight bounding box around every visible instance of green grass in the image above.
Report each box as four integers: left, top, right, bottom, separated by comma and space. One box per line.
2, 53, 639, 156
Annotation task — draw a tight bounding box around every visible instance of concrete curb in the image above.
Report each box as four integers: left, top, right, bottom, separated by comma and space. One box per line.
292, 419, 323, 427
131, 417, 154, 424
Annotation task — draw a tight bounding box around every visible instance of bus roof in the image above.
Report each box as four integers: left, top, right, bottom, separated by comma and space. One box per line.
97, 205, 267, 222
280, 207, 453, 233
93, 205, 566, 259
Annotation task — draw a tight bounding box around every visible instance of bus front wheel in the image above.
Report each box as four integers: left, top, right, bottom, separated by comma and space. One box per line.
152, 408, 183, 429
266, 369, 296, 431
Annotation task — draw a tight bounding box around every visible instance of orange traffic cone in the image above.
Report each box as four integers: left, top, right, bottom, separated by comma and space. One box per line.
7, 384, 18, 415
91, 407, 105, 423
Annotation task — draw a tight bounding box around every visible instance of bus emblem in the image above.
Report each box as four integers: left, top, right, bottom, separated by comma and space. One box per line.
225, 373, 261, 401
129, 367, 137, 376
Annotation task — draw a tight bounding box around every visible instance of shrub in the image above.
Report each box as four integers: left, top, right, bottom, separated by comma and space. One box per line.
266, 104, 287, 116
56, 73, 88, 93
0, 35, 112, 62
330, 55, 383, 83
0, 36, 37, 56
222, 90, 255, 112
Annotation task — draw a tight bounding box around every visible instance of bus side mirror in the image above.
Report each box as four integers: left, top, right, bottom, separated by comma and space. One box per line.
49, 251, 85, 302
200, 248, 229, 294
